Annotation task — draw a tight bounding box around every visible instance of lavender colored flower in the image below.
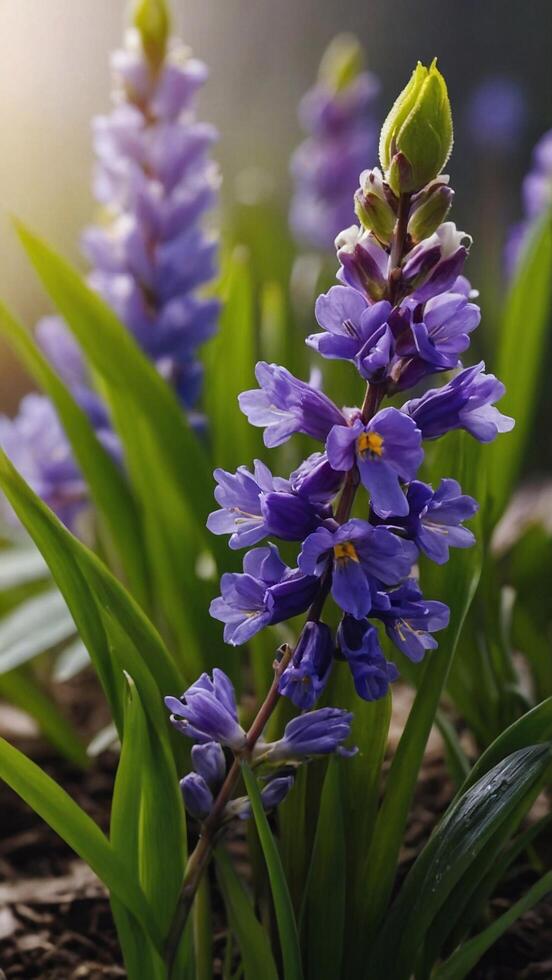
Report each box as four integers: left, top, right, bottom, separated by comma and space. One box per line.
506, 129, 552, 274
326, 408, 423, 518
373, 580, 450, 662
310, 291, 394, 381
337, 616, 399, 700
278, 621, 334, 708
264, 707, 356, 761
165, 668, 246, 750
403, 362, 514, 442
191, 741, 226, 789
298, 519, 417, 619
239, 362, 345, 448
405, 283, 481, 371
401, 223, 472, 303
180, 772, 213, 820
289, 452, 344, 503
229, 774, 296, 821
289, 34, 379, 250
0, 395, 89, 532
209, 544, 319, 645
336, 225, 389, 300
394, 478, 478, 564
80, 19, 220, 413
466, 76, 527, 153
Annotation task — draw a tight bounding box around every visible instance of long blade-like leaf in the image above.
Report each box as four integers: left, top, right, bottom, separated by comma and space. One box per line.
215, 846, 278, 980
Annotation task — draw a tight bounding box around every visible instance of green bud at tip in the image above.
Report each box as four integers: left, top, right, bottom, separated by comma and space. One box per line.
319, 34, 363, 93
379, 59, 453, 196
133, 0, 170, 69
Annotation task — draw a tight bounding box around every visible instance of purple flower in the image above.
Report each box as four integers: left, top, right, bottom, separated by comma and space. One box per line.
326, 408, 423, 517
401, 223, 471, 303
466, 76, 527, 153
289, 37, 379, 250
230, 774, 295, 821
209, 544, 319, 645
264, 707, 356, 761
0, 395, 89, 533
506, 129, 552, 274
278, 621, 334, 708
394, 479, 478, 564
165, 668, 246, 749
310, 290, 394, 381
239, 362, 345, 448
336, 226, 389, 301
80, 22, 220, 412
403, 362, 515, 442
191, 741, 226, 789
289, 452, 344, 503
407, 284, 480, 371
207, 460, 290, 549
373, 580, 450, 662
337, 616, 399, 700
299, 519, 417, 618
180, 772, 213, 820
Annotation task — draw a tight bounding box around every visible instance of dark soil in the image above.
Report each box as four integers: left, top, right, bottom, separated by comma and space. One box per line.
0, 677, 551, 979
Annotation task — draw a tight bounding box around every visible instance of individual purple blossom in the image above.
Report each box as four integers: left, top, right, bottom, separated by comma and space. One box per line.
298, 519, 417, 619
209, 544, 319, 645
264, 707, 356, 761
403, 281, 481, 372
337, 616, 399, 700
289, 35, 379, 250
310, 291, 395, 381
288, 451, 345, 503
239, 362, 345, 448
506, 129, 552, 274
0, 395, 89, 533
336, 225, 389, 301
403, 361, 514, 442
229, 774, 296, 821
392, 479, 478, 564
80, 20, 220, 413
326, 408, 423, 517
277, 621, 334, 708
401, 223, 472, 303
165, 668, 246, 750
191, 741, 226, 789
373, 580, 450, 662
207, 460, 328, 549
180, 773, 213, 821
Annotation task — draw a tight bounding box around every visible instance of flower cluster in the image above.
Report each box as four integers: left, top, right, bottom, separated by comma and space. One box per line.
289, 34, 379, 250
209, 61, 513, 712
505, 128, 552, 275
165, 669, 355, 822
0, 1, 219, 532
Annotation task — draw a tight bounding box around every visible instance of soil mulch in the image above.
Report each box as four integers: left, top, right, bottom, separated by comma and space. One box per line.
0, 676, 551, 979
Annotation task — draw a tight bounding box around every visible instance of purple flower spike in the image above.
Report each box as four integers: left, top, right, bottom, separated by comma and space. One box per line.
180, 773, 213, 820
337, 616, 399, 701
374, 580, 450, 662
209, 544, 319, 645
239, 362, 345, 448
397, 479, 478, 564
403, 362, 515, 442
326, 407, 423, 518
278, 621, 334, 709
165, 668, 246, 750
299, 519, 417, 618
266, 707, 356, 761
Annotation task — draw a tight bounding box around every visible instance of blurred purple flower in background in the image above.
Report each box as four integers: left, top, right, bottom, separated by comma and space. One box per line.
505, 129, 552, 274
466, 75, 527, 153
289, 34, 379, 250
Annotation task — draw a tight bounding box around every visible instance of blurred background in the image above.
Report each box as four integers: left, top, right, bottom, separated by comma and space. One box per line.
0, 0, 551, 410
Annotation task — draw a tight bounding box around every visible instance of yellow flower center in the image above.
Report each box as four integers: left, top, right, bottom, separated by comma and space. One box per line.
357, 430, 384, 457
333, 541, 360, 564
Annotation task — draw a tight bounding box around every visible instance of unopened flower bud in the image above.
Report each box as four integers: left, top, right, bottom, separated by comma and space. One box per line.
408, 178, 454, 243
379, 59, 453, 195
354, 168, 398, 245
319, 33, 363, 93
132, 0, 170, 70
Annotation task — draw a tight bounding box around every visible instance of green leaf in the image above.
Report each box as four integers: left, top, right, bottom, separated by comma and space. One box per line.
356, 434, 483, 954
368, 744, 552, 979
0, 588, 75, 674
215, 846, 278, 980
192, 876, 213, 980
0, 300, 148, 601
0, 668, 87, 767
488, 210, 552, 520
241, 763, 303, 980
304, 759, 346, 980
433, 870, 552, 980
0, 736, 162, 950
